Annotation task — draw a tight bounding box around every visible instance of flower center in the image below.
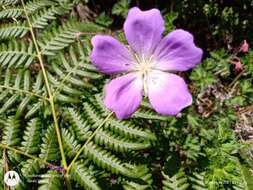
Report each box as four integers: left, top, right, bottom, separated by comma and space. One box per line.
134, 54, 156, 96
134, 54, 155, 72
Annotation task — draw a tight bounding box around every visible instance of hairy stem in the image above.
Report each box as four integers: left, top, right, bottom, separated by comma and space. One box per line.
66, 112, 114, 174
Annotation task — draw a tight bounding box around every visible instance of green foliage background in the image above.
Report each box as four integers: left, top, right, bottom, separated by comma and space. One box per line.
0, 0, 253, 189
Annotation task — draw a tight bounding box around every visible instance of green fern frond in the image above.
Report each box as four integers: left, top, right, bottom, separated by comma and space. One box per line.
38, 21, 79, 55
47, 72, 80, 103
0, 8, 23, 19
1, 116, 21, 146
26, 0, 55, 13
0, 22, 28, 40
25, 101, 44, 119
30, 6, 60, 29
15, 159, 40, 189
0, 69, 46, 117
94, 130, 151, 152
123, 165, 153, 190
65, 107, 92, 141
39, 125, 60, 162
70, 160, 101, 190
83, 101, 156, 141
61, 128, 81, 158
189, 172, 208, 190
45, 43, 100, 103
21, 118, 41, 154
17, 71, 46, 117
136, 100, 170, 121
0, 69, 22, 114
123, 182, 149, 190
0, 0, 19, 6
162, 169, 189, 190
0, 41, 35, 68
84, 141, 141, 178
21, 159, 41, 180
38, 170, 63, 190
56, 43, 101, 80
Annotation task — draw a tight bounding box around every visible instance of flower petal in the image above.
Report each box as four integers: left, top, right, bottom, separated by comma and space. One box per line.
154, 29, 203, 71
147, 71, 192, 115
90, 35, 135, 74
124, 7, 165, 56
104, 73, 143, 119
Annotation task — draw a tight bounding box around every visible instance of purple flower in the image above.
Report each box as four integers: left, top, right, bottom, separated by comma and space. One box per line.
90, 7, 203, 119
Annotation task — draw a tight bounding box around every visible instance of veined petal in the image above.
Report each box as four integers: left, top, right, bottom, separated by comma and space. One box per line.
90, 35, 135, 74
147, 71, 192, 115
154, 29, 203, 71
104, 73, 143, 119
124, 7, 164, 56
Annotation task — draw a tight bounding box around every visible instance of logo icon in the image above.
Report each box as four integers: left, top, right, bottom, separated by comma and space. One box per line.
4, 171, 20, 187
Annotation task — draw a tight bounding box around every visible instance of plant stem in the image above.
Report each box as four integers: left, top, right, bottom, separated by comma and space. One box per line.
0, 143, 53, 166
21, 0, 68, 186
66, 112, 113, 174
0, 85, 48, 101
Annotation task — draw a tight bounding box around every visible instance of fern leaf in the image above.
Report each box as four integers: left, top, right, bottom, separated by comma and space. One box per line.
38, 170, 62, 190
21, 159, 41, 179
0, 41, 35, 68
0, 23, 28, 40
30, 7, 60, 29
61, 128, 81, 158
0, 69, 23, 114
15, 70, 33, 117
0, 69, 45, 117
38, 21, 79, 55
84, 141, 140, 178
123, 165, 153, 190
65, 107, 92, 141
134, 106, 171, 121
0, 8, 23, 19
50, 62, 87, 88
47, 72, 80, 103
189, 172, 208, 190
123, 182, 149, 190
83, 101, 156, 141
1, 116, 21, 146
94, 130, 151, 152
57, 43, 101, 80
24, 71, 46, 118
162, 169, 189, 190
26, 0, 55, 13
0, 0, 19, 6
70, 160, 101, 190
25, 101, 44, 119
21, 118, 41, 154
39, 125, 60, 162
0, 94, 19, 114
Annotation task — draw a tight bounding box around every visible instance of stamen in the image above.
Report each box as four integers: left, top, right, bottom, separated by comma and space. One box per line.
133, 54, 156, 96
